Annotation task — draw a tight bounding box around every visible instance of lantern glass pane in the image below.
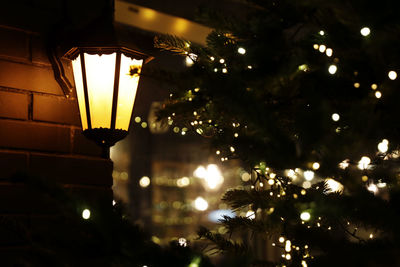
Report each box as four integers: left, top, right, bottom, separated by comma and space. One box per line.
84, 52, 116, 129
71, 55, 88, 130
115, 54, 144, 130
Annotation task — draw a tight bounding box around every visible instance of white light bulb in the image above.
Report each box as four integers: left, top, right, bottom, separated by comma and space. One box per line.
378, 140, 389, 153
319, 44, 326, 53
360, 27, 371, 36
331, 113, 340, 122
219, 59, 225, 64
388, 71, 397, 80
319, 30, 325, 36
326, 48, 333, 57
238, 47, 246, 54
358, 156, 371, 170
312, 162, 320, 170
139, 176, 151, 188
328, 65, 337, 74
82, 209, 91, 219
375, 91, 382, 98
194, 166, 207, 179
300, 211, 311, 221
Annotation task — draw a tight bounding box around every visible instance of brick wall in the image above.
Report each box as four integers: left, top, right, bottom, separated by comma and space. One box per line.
0, 14, 113, 257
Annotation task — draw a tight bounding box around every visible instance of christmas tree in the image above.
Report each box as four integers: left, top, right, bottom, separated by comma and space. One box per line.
155, 0, 400, 266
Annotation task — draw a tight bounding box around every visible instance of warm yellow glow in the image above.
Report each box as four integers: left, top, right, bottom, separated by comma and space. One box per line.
71, 55, 88, 130
354, 82, 360, 88
139, 176, 151, 187
194, 197, 208, 211
312, 162, 320, 170
304, 170, 314, 181
141, 8, 156, 20
285, 240, 291, 252
85, 53, 116, 129
371, 84, 378, 90
177, 177, 190, 187
194, 166, 207, 179
279, 236, 285, 243
174, 18, 188, 33
204, 164, 224, 190
116, 54, 143, 130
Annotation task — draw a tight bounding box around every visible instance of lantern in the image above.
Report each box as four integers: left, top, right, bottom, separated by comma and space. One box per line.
65, 47, 152, 158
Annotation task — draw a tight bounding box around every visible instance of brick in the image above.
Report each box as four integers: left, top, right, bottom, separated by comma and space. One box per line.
0, 60, 63, 95
0, 90, 28, 120
33, 94, 80, 125
0, 120, 70, 153
72, 128, 102, 156
0, 27, 28, 60
0, 151, 28, 179
29, 153, 112, 186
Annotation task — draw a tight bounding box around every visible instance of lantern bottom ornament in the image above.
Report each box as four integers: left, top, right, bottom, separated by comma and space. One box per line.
83, 128, 128, 158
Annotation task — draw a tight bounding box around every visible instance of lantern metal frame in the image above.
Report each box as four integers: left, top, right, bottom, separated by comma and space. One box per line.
64, 46, 153, 158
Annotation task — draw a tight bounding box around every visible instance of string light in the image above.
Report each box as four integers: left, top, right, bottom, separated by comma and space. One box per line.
82, 209, 91, 220
194, 197, 208, 211
378, 139, 389, 153
300, 211, 311, 221
219, 59, 225, 64
354, 82, 360, 88
326, 48, 333, 57
328, 65, 337, 74
331, 113, 340, 121
313, 44, 319, 50
371, 84, 378, 90
388, 71, 397, 80
279, 236, 285, 243
325, 178, 344, 193
312, 162, 320, 170
319, 30, 325, 36
358, 156, 371, 170
139, 176, 151, 188
304, 170, 315, 181
238, 47, 246, 54
319, 44, 326, 53
360, 27, 371, 36
375, 91, 382, 98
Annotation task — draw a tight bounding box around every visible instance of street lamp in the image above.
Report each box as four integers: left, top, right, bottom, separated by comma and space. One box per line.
64, 47, 152, 158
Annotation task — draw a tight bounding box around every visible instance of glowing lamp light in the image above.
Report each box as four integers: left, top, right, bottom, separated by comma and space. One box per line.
246, 210, 256, 220
65, 47, 152, 158
237, 47, 246, 54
